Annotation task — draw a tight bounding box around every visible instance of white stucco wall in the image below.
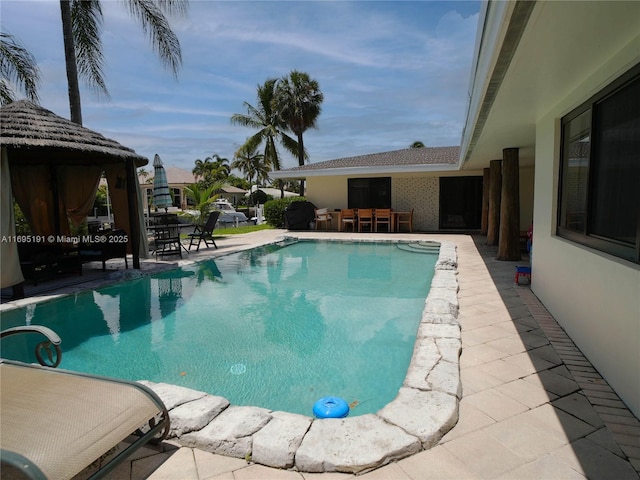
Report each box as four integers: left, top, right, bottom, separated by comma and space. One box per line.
519, 167, 534, 232
531, 40, 640, 417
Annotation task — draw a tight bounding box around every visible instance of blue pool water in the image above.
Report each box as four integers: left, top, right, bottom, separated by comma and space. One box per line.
1, 240, 438, 416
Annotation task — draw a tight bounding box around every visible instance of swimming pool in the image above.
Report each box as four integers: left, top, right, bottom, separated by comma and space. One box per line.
1, 240, 438, 417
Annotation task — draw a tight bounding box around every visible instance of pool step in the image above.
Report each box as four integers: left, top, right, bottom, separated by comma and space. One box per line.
397, 242, 440, 254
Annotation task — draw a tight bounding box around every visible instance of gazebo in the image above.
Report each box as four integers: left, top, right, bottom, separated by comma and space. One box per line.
1, 100, 149, 293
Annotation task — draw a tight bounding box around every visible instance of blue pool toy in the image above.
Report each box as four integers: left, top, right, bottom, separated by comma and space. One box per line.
313, 397, 350, 418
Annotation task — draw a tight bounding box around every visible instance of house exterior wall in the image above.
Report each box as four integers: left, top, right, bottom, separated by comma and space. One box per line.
306, 174, 441, 231
391, 177, 439, 231
305, 169, 533, 232
531, 38, 640, 417
519, 167, 534, 232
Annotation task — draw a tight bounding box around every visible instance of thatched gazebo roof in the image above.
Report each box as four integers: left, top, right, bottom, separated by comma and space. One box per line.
0, 100, 148, 166
1, 100, 150, 278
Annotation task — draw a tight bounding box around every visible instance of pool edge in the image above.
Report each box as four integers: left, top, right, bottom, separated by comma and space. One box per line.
142, 238, 461, 474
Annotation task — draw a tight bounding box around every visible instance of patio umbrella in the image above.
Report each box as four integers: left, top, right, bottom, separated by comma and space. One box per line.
152, 154, 172, 212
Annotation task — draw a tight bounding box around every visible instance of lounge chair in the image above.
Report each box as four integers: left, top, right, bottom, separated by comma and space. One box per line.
188, 211, 221, 251
1, 326, 170, 480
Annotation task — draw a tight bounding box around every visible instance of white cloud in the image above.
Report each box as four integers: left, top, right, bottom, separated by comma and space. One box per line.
1, 1, 480, 171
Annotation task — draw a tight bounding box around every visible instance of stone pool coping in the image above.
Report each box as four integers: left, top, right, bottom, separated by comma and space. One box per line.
139, 237, 461, 474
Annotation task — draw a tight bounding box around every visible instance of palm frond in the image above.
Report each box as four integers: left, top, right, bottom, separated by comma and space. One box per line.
279, 131, 304, 159
71, 0, 109, 98
127, 0, 183, 77
230, 112, 259, 129
154, 0, 189, 17
0, 32, 40, 104
243, 132, 264, 153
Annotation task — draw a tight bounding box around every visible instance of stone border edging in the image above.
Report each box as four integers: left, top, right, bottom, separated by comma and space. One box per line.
139, 239, 461, 474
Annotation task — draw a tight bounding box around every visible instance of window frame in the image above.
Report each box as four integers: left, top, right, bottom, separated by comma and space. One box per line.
347, 177, 391, 209
557, 63, 640, 264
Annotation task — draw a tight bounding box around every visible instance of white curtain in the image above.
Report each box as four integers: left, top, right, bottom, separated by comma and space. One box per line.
1, 147, 25, 288
135, 176, 150, 259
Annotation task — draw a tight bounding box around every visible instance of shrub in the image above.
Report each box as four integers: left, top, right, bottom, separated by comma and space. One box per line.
13, 200, 31, 235
264, 196, 306, 227
250, 189, 271, 205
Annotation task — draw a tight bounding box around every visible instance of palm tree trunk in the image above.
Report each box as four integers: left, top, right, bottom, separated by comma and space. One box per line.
497, 148, 521, 261
487, 159, 502, 246
60, 0, 82, 125
297, 132, 305, 197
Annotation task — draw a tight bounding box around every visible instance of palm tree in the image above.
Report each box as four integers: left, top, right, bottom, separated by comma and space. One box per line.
272, 70, 323, 197
192, 154, 230, 187
208, 154, 231, 181
192, 157, 212, 182
232, 143, 269, 206
138, 167, 150, 180
0, 32, 41, 105
231, 78, 300, 198
183, 182, 220, 226
59, 0, 188, 125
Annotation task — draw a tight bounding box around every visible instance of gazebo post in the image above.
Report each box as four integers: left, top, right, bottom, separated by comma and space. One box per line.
126, 158, 141, 269
51, 164, 62, 235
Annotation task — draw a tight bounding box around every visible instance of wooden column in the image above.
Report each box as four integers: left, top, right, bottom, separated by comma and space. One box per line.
486, 159, 502, 246
497, 148, 521, 261
481, 167, 490, 235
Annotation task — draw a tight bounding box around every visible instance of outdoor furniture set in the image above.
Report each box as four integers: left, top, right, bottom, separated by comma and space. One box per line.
147, 212, 193, 259
147, 211, 220, 258
17, 229, 129, 285
315, 208, 414, 233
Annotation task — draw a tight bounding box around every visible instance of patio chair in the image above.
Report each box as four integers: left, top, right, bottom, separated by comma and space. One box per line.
1, 325, 170, 480
188, 211, 220, 251
396, 208, 414, 232
151, 214, 183, 259
341, 208, 356, 232
374, 208, 392, 232
314, 208, 332, 230
357, 208, 374, 232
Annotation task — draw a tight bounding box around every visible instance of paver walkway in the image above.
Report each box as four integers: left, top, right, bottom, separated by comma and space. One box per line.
11, 231, 637, 480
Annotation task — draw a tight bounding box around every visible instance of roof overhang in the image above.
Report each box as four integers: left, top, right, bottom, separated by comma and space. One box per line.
270, 163, 459, 179
460, 0, 640, 171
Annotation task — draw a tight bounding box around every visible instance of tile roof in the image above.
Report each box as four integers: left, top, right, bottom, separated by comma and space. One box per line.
219, 185, 247, 194
138, 166, 197, 185
280, 146, 460, 172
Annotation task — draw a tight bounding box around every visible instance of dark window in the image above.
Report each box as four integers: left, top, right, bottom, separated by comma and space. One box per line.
439, 177, 483, 230
348, 178, 391, 209
558, 64, 640, 263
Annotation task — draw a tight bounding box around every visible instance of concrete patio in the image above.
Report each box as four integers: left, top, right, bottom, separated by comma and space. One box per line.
3, 230, 638, 479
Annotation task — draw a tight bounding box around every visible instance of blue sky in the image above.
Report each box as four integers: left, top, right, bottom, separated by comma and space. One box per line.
1, 1, 480, 173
